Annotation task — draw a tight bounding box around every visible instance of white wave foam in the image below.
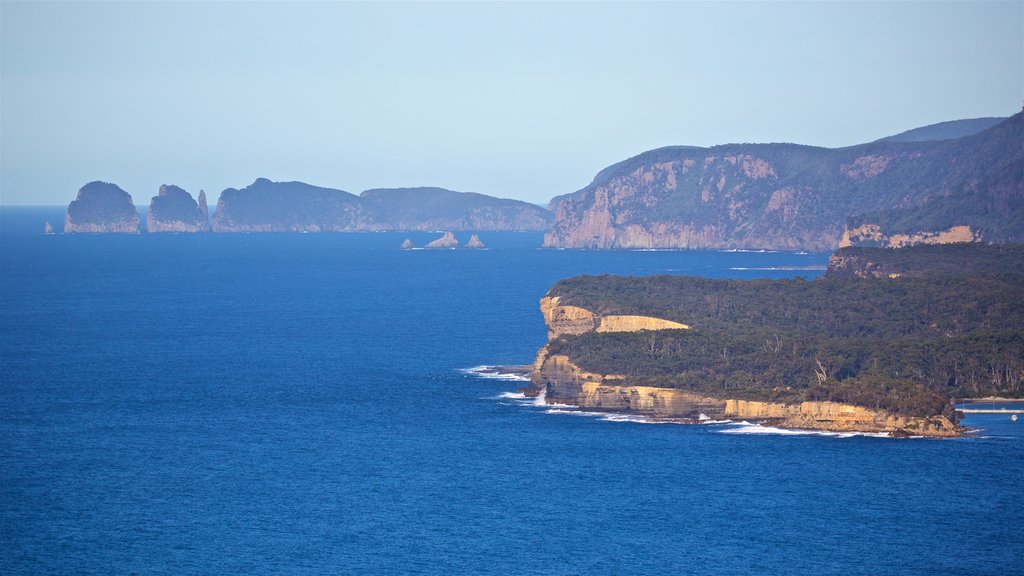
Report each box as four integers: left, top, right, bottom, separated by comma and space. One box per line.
460, 365, 531, 382
718, 421, 892, 438
494, 391, 527, 400
599, 413, 661, 424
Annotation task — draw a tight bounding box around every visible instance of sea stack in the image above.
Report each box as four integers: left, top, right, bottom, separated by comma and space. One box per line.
65, 181, 140, 233
425, 231, 458, 249
197, 190, 209, 221
400, 238, 415, 249
147, 185, 211, 233
44, 221, 54, 234
465, 234, 486, 249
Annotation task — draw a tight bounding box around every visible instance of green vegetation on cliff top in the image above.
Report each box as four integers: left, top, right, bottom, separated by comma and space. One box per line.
544, 244, 1024, 417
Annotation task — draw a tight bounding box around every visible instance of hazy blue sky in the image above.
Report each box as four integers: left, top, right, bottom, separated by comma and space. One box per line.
2, 1, 1021, 206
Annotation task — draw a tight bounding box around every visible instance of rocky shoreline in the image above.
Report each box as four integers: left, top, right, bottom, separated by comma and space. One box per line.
519, 295, 964, 438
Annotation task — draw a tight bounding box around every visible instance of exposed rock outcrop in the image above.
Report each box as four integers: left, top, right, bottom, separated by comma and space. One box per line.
425, 231, 458, 249
545, 112, 1023, 250
838, 224, 980, 249
531, 350, 961, 437
400, 238, 415, 249
147, 185, 210, 233
197, 190, 209, 221
527, 295, 962, 437
44, 221, 53, 234
539, 296, 688, 340
465, 234, 486, 249
65, 181, 140, 233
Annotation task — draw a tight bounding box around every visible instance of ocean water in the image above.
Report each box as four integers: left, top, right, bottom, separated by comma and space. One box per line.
2, 207, 1022, 575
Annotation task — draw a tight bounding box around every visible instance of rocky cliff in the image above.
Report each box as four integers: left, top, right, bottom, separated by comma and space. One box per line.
524, 276, 970, 434
147, 185, 210, 233
539, 296, 688, 339
65, 181, 140, 233
545, 112, 1023, 250
528, 302, 963, 437
425, 231, 458, 249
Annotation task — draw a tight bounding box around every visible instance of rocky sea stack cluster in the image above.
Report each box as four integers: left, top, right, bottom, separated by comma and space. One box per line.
147, 185, 210, 233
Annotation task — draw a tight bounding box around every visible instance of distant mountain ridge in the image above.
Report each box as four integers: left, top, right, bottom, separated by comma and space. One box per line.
210, 180, 551, 232
874, 117, 1007, 143
59, 112, 1020, 243
545, 112, 1023, 250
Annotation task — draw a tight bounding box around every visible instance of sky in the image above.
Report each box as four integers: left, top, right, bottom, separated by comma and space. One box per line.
1, 1, 1022, 206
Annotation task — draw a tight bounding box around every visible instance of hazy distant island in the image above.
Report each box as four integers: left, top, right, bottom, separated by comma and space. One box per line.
147, 185, 210, 233
65, 181, 140, 234
59, 111, 1021, 249
522, 243, 1024, 437
210, 179, 551, 233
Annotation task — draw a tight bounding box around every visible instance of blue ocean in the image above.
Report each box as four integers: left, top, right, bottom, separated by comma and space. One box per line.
2, 207, 1022, 575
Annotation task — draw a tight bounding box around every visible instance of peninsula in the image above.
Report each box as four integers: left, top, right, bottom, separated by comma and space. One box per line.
523, 243, 1024, 436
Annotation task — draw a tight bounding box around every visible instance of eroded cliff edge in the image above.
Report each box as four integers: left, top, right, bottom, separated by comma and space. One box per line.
544, 112, 1022, 250
520, 244, 1024, 437
525, 297, 962, 437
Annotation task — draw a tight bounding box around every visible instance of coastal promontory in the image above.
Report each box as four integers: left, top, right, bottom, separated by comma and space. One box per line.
147, 185, 210, 233
524, 243, 1024, 436
544, 112, 1022, 250
65, 181, 140, 233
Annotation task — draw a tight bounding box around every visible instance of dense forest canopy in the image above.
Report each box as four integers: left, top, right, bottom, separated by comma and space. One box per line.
544, 244, 1024, 417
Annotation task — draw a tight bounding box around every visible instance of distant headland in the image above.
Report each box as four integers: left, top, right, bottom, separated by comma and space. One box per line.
58, 111, 1022, 251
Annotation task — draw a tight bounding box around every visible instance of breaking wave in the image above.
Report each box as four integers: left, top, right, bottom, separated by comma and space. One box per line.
717, 421, 897, 438
460, 365, 531, 382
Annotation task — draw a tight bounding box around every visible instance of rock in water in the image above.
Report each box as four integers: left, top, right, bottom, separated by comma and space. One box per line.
425, 231, 458, 249
400, 238, 415, 249
465, 234, 486, 249
44, 221, 53, 234
65, 181, 140, 233
148, 185, 211, 233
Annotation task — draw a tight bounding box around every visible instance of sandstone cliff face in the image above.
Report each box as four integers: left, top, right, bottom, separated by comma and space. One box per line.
532, 352, 960, 437
147, 185, 210, 233
724, 399, 960, 436
529, 296, 962, 436
838, 224, 980, 249
65, 181, 140, 233
545, 113, 1022, 250
539, 296, 688, 339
